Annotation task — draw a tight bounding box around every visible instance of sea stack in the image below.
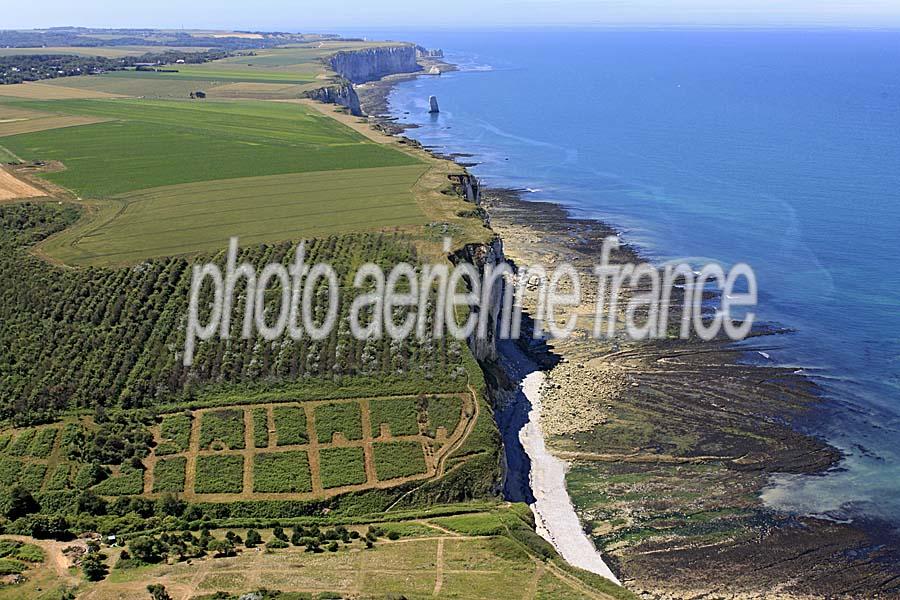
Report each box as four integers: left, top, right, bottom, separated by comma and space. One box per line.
429, 95, 440, 113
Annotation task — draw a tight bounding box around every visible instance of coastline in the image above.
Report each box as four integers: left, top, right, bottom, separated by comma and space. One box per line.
354, 47, 900, 598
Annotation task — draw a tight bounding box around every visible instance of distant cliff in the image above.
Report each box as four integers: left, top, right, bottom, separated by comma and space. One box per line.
305, 83, 362, 116
329, 45, 421, 84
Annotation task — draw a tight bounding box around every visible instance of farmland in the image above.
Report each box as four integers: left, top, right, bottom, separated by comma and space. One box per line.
137, 396, 471, 499
0, 98, 428, 265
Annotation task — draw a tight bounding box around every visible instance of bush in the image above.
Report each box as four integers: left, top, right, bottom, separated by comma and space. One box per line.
314, 402, 362, 443
253, 451, 312, 493
372, 441, 427, 481
318, 447, 367, 489
194, 454, 244, 494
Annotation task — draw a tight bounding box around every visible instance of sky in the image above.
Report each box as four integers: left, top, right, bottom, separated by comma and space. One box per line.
5, 0, 900, 31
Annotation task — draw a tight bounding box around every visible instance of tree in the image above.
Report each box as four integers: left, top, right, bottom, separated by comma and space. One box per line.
207, 538, 235, 558
81, 551, 108, 581
128, 536, 166, 564
76, 490, 107, 516
155, 493, 185, 517
272, 526, 287, 542
245, 529, 262, 547
3, 485, 39, 519
147, 584, 172, 600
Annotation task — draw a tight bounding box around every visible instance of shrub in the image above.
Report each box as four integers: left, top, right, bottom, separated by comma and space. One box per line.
372, 441, 427, 481
369, 398, 419, 437
314, 402, 362, 443
199, 409, 245, 450
253, 451, 312, 493
194, 454, 244, 494
273, 405, 307, 446
318, 447, 366, 489
153, 456, 187, 493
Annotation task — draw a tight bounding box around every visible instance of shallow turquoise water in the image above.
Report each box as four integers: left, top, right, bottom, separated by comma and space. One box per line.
383, 29, 900, 527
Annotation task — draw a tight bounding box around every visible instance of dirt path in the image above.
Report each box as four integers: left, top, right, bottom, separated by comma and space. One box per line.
433, 537, 445, 596
1, 534, 82, 585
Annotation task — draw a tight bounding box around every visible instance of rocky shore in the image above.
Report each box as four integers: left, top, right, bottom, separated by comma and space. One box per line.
483, 190, 900, 599
352, 46, 900, 599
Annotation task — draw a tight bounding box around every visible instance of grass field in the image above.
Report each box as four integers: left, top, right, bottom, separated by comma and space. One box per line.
0, 46, 212, 58
0, 99, 420, 197
0, 81, 125, 100
0, 104, 110, 137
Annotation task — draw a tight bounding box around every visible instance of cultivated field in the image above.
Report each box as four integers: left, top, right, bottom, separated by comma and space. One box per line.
140, 395, 472, 500
47, 164, 428, 265
0, 81, 125, 100
0, 167, 45, 201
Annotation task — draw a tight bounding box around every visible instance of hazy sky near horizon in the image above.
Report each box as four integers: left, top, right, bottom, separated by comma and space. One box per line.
6, 0, 900, 31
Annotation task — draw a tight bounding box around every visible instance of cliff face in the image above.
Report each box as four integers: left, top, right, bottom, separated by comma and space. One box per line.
305, 83, 362, 116
329, 45, 421, 84
447, 174, 503, 364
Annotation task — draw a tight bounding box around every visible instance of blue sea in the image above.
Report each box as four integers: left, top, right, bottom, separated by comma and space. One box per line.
369, 29, 900, 527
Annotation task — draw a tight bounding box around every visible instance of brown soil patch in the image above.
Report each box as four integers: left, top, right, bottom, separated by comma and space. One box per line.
0, 167, 46, 201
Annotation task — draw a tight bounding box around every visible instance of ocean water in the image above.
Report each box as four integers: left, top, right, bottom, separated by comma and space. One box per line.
380, 29, 900, 527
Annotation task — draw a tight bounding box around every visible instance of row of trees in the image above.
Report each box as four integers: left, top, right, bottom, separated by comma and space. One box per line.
0, 204, 469, 424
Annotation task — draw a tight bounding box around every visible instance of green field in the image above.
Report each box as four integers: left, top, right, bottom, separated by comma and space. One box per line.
199, 409, 245, 450
373, 440, 427, 480
152, 456, 187, 493
253, 450, 312, 493
0, 98, 426, 265
1, 99, 420, 197
195, 454, 244, 494
273, 406, 308, 446
315, 402, 363, 443
370, 398, 420, 437
318, 446, 367, 489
